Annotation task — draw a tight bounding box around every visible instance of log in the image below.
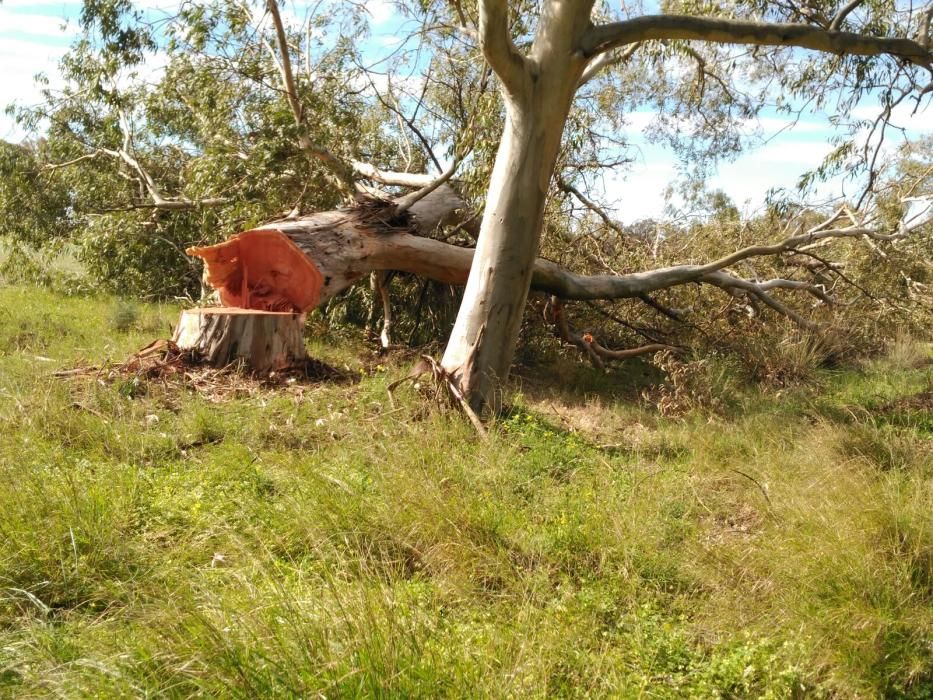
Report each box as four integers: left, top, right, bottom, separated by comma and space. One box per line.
172, 307, 308, 371
186, 191, 908, 344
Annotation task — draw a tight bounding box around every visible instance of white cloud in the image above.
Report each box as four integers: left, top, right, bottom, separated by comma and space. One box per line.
622, 111, 658, 132
595, 134, 847, 223
0, 38, 68, 141
849, 100, 932, 131
705, 140, 835, 208
0, 6, 77, 39
366, 0, 395, 26
0, 38, 170, 143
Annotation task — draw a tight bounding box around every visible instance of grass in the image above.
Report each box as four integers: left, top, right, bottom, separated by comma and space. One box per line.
0, 285, 930, 698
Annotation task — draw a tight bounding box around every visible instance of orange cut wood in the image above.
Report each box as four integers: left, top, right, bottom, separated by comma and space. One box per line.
187, 229, 324, 312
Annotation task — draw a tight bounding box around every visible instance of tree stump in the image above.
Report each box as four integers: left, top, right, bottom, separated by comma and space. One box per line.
172, 307, 308, 371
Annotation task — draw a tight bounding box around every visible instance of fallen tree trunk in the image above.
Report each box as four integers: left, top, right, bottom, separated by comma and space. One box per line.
188, 191, 840, 313
184, 193, 925, 371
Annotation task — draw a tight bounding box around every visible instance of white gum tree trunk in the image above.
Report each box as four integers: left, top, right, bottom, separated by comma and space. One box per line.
439, 104, 566, 409
436, 0, 932, 412
440, 0, 590, 412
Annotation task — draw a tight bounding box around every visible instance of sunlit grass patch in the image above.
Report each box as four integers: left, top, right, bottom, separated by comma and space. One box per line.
0, 287, 930, 697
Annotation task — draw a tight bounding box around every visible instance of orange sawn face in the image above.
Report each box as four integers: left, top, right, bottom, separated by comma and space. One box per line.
187, 229, 324, 313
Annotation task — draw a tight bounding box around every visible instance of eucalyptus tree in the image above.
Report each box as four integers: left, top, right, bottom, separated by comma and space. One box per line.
173, 0, 932, 414
420, 0, 933, 411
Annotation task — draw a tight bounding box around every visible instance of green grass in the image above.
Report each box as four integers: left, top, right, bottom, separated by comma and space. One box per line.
0, 286, 930, 698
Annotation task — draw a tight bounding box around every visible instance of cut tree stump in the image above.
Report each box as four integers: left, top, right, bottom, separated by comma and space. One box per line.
172, 307, 308, 371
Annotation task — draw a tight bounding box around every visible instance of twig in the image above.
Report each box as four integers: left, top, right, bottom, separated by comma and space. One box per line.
729, 468, 773, 509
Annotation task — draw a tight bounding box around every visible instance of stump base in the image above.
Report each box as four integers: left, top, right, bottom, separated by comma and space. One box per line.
172, 307, 308, 371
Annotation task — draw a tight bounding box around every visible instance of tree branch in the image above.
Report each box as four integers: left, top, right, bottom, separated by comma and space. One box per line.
550, 297, 672, 368
350, 161, 442, 187
264, 0, 357, 195
393, 157, 461, 215
829, 0, 866, 31
84, 114, 231, 211
528, 208, 917, 302
43, 151, 105, 171
701, 271, 820, 330
581, 15, 933, 68
577, 43, 639, 87
448, 0, 479, 42
478, 0, 529, 96
558, 176, 629, 237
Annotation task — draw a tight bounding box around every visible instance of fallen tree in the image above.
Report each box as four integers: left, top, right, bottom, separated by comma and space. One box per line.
184, 184, 932, 370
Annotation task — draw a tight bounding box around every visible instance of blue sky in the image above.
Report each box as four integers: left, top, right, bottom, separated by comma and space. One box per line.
2, 0, 930, 221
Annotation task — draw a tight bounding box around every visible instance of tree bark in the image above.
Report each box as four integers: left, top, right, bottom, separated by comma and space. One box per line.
438, 102, 569, 411
173, 307, 308, 371
438, 0, 591, 413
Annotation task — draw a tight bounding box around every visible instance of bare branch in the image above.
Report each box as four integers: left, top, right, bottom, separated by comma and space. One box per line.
350, 161, 441, 187
43, 151, 105, 171
581, 15, 933, 69
701, 271, 821, 330
394, 157, 461, 215
638, 293, 687, 323
558, 176, 629, 237
91, 199, 229, 212
550, 297, 672, 368
448, 0, 479, 41
590, 339, 675, 361
264, 0, 357, 194
372, 271, 393, 349
577, 43, 639, 87
265, 0, 302, 128
360, 65, 444, 173
829, 0, 866, 31
86, 113, 231, 211
529, 209, 915, 302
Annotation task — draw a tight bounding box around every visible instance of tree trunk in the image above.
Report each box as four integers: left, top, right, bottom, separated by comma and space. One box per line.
186, 183, 857, 380
173, 307, 308, 371
437, 108, 552, 411
439, 79, 586, 408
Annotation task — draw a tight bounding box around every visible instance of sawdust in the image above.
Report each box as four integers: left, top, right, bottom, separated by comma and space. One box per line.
53, 338, 349, 401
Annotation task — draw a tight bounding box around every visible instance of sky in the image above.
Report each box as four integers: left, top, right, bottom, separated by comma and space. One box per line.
1, 0, 930, 222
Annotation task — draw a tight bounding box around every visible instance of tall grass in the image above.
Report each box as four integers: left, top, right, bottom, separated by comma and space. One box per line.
0, 286, 930, 697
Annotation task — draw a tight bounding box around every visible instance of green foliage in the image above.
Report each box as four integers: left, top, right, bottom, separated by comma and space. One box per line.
0, 0, 929, 363
1, 287, 930, 697
2, 0, 392, 298
0, 141, 73, 248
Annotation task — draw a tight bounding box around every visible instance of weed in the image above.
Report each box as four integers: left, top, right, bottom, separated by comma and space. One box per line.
109, 300, 142, 332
